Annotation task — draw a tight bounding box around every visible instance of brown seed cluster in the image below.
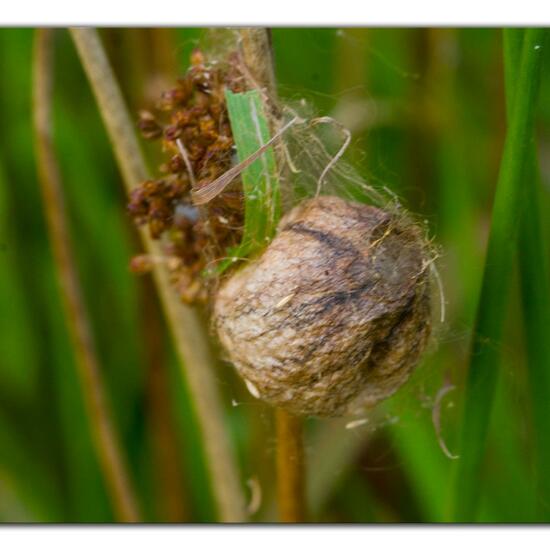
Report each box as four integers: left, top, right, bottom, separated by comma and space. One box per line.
214, 195, 431, 417
128, 49, 247, 303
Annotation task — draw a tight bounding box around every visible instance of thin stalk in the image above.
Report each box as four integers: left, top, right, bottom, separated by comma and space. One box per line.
237, 27, 308, 523
275, 409, 306, 522
32, 28, 140, 522
69, 27, 247, 523
503, 28, 550, 521
451, 28, 546, 521
142, 276, 189, 522
237, 28, 278, 106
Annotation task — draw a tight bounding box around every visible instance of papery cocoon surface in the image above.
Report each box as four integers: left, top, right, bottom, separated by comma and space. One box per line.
214, 195, 431, 417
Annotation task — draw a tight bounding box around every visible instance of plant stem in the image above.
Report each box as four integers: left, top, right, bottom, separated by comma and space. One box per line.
32, 28, 140, 522
275, 408, 306, 522
237, 27, 308, 523
69, 27, 247, 523
503, 28, 550, 521
451, 28, 546, 521
237, 28, 277, 103
141, 275, 189, 522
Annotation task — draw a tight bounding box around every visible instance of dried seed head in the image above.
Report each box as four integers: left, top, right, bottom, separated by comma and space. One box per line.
214, 195, 432, 417
130, 48, 247, 304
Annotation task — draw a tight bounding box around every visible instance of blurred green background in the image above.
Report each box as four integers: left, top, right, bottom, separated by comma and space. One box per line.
0, 28, 549, 523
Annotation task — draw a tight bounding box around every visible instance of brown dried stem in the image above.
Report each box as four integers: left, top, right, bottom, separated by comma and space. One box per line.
32, 28, 140, 522
275, 409, 306, 522
237, 28, 277, 102
141, 274, 189, 522
69, 27, 246, 522
236, 26, 307, 524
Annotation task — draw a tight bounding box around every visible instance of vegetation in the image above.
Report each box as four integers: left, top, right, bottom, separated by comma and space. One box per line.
0, 27, 548, 523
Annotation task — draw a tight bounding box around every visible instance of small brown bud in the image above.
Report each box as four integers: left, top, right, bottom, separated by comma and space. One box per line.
164, 124, 183, 141
214, 195, 432, 417
129, 254, 154, 274
190, 48, 205, 67
137, 110, 163, 139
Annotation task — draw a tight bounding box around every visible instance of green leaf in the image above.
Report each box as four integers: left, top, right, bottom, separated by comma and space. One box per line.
504, 28, 550, 521
451, 28, 546, 521
213, 89, 280, 274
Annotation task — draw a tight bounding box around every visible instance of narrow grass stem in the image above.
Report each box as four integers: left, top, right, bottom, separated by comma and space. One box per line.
32, 28, 140, 522
69, 27, 247, 522
237, 28, 278, 107
275, 408, 306, 522
237, 27, 308, 523
451, 28, 546, 521
141, 275, 189, 522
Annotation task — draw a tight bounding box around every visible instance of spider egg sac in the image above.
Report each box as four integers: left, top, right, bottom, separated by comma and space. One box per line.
214, 195, 432, 417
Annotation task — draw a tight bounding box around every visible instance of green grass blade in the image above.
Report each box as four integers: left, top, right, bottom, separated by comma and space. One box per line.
0, 156, 41, 401
213, 89, 279, 273
451, 28, 546, 521
0, 409, 65, 522
389, 413, 450, 522
504, 28, 550, 521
